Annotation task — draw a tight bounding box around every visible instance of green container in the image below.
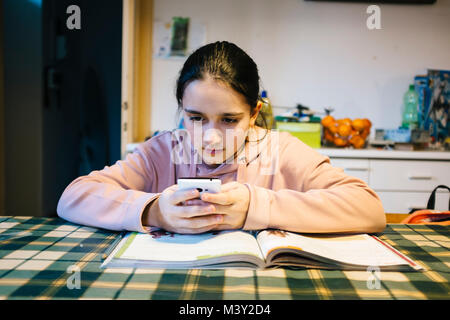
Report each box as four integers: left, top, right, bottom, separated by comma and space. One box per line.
276, 122, 321, 149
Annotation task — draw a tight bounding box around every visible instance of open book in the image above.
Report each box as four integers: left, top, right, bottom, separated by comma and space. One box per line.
100, 229, 423, 271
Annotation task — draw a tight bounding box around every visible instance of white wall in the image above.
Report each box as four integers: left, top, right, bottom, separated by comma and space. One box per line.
150, 0, 450, 135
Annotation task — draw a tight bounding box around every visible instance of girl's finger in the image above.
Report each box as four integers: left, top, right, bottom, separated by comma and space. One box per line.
178, 214, 223, 229
177, 204, 216, 218
169, 188, 200, 205
167, 184, 179, 192
184, 199, 206, 206
201, 190, 234, 205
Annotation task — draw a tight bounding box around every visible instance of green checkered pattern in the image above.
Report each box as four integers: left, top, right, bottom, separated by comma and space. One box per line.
0, 216, 448, 300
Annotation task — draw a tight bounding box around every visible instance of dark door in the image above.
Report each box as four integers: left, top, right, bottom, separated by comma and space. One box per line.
3, 0, 123, 217
42, 0, 123, 216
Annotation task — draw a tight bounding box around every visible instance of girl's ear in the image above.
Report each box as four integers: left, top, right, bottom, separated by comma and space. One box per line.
250, 101, 263, 126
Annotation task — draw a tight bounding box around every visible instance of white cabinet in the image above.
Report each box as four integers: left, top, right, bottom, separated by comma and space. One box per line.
321, 149, 450, 213
369, 160, 450, 192
376, 191, 449, 214
329, 158, 370, 183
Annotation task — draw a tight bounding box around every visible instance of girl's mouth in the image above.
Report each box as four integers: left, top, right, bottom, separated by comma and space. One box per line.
204, 148, 223, 156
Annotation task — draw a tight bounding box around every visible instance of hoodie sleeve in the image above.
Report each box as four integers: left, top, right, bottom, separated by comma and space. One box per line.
56, 138, 164, 233
242, 134, 386, 234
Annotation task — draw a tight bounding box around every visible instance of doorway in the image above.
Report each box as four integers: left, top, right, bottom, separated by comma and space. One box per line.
2, 0, 123, 217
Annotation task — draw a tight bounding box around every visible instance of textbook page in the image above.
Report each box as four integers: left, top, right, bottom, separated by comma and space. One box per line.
114, 229, 264, 262
257, 230, 414, 267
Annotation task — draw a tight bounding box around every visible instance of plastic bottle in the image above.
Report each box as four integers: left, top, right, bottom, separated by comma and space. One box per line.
256, 90, 274, 129
401, 84, 419, 130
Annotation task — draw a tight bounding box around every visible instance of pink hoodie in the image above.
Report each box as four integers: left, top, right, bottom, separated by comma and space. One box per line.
57, 128, 386, 234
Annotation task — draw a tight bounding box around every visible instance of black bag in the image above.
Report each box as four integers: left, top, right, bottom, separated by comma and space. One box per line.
409, 185, 450, 214
426, 185, 450, 211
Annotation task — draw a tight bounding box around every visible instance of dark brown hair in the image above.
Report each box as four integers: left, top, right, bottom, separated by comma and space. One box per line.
175, 41, 268, 129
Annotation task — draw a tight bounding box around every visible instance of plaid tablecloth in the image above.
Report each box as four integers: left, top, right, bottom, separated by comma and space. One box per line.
0, 216, 448, 300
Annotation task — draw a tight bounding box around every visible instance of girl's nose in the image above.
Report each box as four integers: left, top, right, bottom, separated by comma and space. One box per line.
203, 127, 223, 147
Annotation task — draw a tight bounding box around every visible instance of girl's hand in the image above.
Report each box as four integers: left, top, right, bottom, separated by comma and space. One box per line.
146, 185, 223, 234
199, 182, 250, 230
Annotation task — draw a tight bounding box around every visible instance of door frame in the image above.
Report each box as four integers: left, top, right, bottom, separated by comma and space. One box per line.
121, 0, 153, 159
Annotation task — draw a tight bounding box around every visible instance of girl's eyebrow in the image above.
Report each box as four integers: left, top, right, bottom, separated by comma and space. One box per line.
184, 108, 203, 115
184, 108, 244, 117
222, 112, 245, 117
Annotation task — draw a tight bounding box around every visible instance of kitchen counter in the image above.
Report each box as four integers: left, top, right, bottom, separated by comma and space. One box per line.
318, 148, 450, 160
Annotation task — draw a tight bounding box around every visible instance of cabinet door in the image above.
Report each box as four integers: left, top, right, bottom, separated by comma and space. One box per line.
329, 158, 370, 184
377, 191, 450, 213
370, 160, 450, 192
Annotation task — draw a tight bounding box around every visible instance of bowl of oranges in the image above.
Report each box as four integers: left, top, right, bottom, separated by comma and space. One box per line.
321, 116, 372, 149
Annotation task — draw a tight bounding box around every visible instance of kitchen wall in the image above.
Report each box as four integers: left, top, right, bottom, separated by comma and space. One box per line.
150, 0, 450, 135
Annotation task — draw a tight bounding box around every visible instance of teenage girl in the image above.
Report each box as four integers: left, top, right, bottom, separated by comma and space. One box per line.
57, 41, 386, 234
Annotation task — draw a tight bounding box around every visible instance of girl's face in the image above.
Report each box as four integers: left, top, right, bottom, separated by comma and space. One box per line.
182, 77, 260, 166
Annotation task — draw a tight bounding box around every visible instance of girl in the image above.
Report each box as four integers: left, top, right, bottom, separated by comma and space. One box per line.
57, 41, 386, 234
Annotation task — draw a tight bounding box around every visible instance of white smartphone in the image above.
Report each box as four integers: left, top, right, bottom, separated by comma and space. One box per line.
177, 177, 222, 195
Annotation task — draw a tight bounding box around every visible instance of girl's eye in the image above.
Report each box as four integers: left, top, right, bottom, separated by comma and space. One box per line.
222, 118, 238, 124
189, 116, 203, 122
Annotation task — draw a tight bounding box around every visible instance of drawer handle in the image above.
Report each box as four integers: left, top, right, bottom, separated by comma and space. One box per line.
408, 175, 432, 180
344, 167, 369, 172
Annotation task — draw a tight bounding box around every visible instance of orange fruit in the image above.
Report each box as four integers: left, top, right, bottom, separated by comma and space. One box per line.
351, 136, 365, 149
321, 115, 335, 128
360, 128, 370, 140
349, 130, 358, 139
349, 129, 358, 138
334, 137, 348, 147
362, 118, 372, 129
349, 132, 359, 145
352, 119, 365, 132
328, 123, 339, 134
324, 129, 334, 142
338, 124, 352, 137
337, 118, 352, 127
